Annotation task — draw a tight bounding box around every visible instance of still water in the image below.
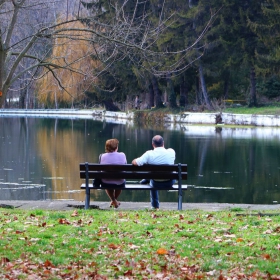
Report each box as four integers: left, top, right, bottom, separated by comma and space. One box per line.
0, 116, 280, 205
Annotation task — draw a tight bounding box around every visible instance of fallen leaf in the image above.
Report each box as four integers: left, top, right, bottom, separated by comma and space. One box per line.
108, 243, 119, 250
274, 226, 280, 233
71, 210, 78, 217
129, 244, 140, 249
58, 218, 71, 225
261, 254, 271, 260
223, 234, 236, 238
157, 248, 168, 255
236, 238, 244, 242
1, 257, 10, 265
44, 259, 55, 268
214, 238, 223, 243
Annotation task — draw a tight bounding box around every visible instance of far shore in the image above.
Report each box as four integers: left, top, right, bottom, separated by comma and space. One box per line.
1, 108, 280, 127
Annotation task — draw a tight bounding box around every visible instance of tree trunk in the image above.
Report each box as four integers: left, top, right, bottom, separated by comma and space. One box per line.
249, 66, 257, 107
103, 99, 121, 111
151, 76, 164, 108
198, 63, 212, 110
0, 48, 5, 108
166, 72, 177, 108
196, 76, 201, 105
19, 93, 25, 109
223, 79, 229, 99
147, 83, 154, 109
179, 75, 188, 107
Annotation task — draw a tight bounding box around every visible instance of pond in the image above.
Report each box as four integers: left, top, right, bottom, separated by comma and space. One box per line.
0, 116, 280, 205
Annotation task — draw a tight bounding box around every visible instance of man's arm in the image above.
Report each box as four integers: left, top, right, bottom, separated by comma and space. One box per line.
131, 159, 138, 166
132, 150, 150, 166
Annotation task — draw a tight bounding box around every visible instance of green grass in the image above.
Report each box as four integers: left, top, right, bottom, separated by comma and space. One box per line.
223, 105, 280, 115
0, 209, 280, 278
136, 104, 280, 116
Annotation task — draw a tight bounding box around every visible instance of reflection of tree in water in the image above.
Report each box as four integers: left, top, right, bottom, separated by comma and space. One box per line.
37, 119, 106, 200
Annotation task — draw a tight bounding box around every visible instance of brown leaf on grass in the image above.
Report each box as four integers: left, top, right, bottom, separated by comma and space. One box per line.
43, 270, 52, 276
44, 259, 55, 268
214, 238, 223, 242
108, 243, 119, 250
15, 230, 25, 234
129, 244, 140, 249
274, 226, 280, 233
236, 238, 244, 242
206, 214, 214, 219
41, 222, 47, 227
261, 254, 271, 260
71, 210, 78, 217
223, 234, 236, 238
58, 218, 71, 225
179, 214, 184, 220
124, 270, 133, 276
157, 248, 168, 255
1, 257, 10, 265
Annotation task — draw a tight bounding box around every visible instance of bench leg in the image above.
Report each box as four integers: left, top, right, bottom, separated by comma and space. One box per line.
178, 194, 182, 210
85, 162, 90, 210
85, 189, 90, 210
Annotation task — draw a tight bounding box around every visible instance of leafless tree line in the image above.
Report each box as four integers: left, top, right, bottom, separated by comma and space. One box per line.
0, 0, 214, 108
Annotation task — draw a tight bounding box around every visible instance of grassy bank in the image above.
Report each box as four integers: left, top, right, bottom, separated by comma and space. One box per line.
223, 105, 280, 115
0, 208, 279, 279
133, 104, 280, 125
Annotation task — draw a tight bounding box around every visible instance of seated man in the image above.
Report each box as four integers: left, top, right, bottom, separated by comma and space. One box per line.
132, 135, 176, 209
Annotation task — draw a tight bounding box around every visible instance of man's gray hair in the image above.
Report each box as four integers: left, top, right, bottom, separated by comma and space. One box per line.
152, 135, 164, 147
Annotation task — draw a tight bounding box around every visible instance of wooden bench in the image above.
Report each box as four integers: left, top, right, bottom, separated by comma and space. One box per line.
223, 99, 247, 106
79, 163, 188, 210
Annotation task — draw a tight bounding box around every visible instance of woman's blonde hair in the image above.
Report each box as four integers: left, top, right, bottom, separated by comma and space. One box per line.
105, 139, 119, 153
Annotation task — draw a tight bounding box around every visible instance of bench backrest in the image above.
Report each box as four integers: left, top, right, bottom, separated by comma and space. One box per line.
79, 163, 187, 181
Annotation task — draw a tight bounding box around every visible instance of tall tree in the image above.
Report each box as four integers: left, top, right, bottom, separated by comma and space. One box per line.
1, 0, 206, 108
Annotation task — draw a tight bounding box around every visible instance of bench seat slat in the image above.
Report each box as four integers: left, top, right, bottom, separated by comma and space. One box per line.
79, 164, 187, 172
81, 183, 188, 190
80, 171, 187, 180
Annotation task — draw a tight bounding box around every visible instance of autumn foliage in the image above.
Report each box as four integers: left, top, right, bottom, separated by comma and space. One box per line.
36, 18, 100, 107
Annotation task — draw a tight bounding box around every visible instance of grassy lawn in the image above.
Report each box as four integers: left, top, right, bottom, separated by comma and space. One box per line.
223, 105, 280, 115
141, 103, 280, 116
0, 208, 280, 279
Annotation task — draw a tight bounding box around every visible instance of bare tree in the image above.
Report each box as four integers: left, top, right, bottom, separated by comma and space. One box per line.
0, 0, 214, 108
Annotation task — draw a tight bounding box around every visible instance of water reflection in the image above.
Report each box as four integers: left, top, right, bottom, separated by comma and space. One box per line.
0, 116, 280, 204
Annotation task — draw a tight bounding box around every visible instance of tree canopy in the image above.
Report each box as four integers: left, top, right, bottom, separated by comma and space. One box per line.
1, 0, 280, 110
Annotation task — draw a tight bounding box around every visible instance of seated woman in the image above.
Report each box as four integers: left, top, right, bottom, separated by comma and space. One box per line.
100, 138, 127, 208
